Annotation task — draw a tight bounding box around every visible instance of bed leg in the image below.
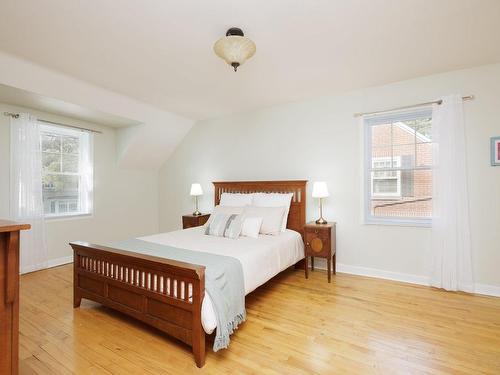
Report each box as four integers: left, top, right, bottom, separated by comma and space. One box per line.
74, 292, 81, 308
192, 327, 205, 368
192, 272, 206, 367
73, 250, 81, 308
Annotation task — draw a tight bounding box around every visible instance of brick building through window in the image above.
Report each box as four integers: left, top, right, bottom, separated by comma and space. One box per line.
365, 109, 432, 225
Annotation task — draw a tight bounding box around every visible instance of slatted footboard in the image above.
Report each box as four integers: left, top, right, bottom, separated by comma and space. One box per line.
70, 241, 206, 368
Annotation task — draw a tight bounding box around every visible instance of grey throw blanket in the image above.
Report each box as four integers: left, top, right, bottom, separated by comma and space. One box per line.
107, 239, 246, 351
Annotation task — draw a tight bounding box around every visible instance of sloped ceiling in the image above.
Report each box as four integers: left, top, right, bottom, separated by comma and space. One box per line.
0, 83, 140, 128
0, 51, 193, 169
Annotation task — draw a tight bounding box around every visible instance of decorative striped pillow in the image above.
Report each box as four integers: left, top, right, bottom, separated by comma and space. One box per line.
204, 213, 244, 239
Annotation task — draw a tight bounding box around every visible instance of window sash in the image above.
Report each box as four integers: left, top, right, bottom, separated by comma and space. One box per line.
373, 141, 432, 147
43, 171, 80, 177
40, 124, 93, 218
368, 166, 432, 172
364, 108, 432, 225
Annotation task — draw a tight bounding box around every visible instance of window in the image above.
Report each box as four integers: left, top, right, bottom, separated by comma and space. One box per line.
364, 109, 432, 225
41, 124, 93, 218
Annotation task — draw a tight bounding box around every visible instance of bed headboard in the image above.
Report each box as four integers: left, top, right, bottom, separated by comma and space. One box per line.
213, 180, 307, 237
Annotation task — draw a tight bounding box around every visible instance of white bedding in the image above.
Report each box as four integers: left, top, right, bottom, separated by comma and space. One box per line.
138, 226, 304, 333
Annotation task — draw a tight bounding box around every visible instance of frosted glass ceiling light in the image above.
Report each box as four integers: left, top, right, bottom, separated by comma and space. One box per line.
214, 27, 256, 72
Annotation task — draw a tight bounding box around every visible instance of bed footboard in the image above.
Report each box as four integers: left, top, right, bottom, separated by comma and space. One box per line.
70, 241, 206, 368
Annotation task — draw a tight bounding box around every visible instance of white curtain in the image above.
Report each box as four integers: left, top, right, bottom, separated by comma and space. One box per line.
10, 113, 48, 274
78, 131, 94, 214
430, 95, 473, 292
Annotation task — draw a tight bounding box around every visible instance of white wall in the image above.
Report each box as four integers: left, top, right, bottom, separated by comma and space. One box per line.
0, 103, 160, 264
159, 63, 500, 292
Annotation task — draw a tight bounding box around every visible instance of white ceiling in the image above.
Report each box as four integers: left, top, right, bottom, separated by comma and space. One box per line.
0, 0, 499, 121
0, 84, 139, 128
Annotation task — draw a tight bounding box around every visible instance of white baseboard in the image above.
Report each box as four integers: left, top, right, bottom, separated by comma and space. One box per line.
47, 255, 74, 268
20, 255, 73, 274
336, 263, 430, 286
311, 260, 500, 298
474, 283, 500, 298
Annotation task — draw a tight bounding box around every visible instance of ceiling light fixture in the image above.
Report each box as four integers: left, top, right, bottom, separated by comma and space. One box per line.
213, 27, 256, 72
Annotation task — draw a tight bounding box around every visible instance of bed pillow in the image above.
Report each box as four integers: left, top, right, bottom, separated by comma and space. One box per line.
240, 217, 263, 238
204, 205, 244, 227
219, 193, 254, 207
204, 213, 244, 239
252, 193, 293, 232
242, 206, 286, 235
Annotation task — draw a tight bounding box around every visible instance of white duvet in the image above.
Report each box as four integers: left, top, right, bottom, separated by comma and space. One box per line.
138, 226, 304, 333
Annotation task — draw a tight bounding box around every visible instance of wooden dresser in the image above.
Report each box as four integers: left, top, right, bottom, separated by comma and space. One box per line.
0, 220, 30, 375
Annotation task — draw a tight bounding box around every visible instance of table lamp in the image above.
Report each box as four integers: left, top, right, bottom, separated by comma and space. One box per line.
312, 181, 329, 224
190, 183, 203, 216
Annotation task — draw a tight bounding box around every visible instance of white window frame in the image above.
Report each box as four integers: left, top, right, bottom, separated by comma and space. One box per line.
41, 124, 94, 219
363, 108, 432, 227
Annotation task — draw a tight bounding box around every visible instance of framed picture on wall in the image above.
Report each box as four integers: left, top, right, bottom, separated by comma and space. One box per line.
491, 136, 500, 166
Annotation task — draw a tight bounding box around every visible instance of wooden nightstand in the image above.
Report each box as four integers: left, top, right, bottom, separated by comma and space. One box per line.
182, 214, 210, 229
304, 222, 336, 282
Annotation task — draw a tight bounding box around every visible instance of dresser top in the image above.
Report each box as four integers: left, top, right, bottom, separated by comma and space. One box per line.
0, 219, 31, 233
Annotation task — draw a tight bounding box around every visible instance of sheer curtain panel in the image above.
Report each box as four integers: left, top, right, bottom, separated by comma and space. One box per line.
430, 95, 473, 292
10, 113, 48, 273
78, 130, 94, 215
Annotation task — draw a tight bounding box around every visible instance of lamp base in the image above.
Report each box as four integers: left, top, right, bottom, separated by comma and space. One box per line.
192, 210, 202, 216
315, 217, 327, 225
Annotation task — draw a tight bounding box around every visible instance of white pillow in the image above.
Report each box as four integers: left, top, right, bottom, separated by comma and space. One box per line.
219, 193, 254, 207
240, 217, 263, 238
205, 205, 244, 227
253, 193, 293, 232
243, 206, 286, 235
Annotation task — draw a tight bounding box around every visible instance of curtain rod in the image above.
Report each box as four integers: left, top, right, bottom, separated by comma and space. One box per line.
3, 112, 102, 134
353, 95, 474, 118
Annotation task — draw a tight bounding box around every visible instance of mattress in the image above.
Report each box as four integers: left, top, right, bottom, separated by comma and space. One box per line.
138, 226, 304, 333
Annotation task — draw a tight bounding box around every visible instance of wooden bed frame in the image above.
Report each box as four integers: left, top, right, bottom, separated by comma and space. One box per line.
70, 180, 307, 368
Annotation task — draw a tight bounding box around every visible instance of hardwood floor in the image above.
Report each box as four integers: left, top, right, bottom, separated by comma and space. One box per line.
19, 264, 500, 375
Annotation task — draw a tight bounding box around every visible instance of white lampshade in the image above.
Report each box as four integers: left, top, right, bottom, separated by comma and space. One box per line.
190, 183, 203, 196
214, 28, 256, 72
312, 181, 329, 198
